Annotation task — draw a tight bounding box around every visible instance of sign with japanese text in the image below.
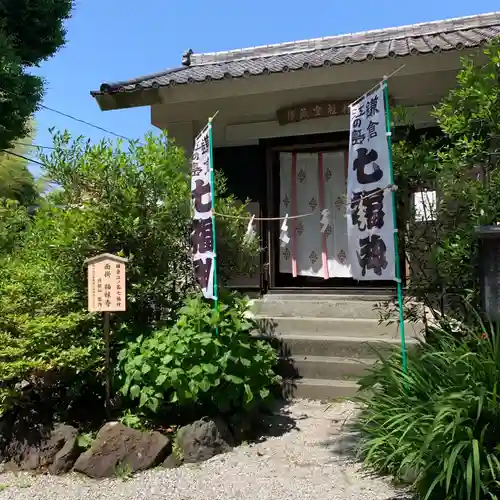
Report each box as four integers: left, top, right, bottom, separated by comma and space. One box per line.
191, 125, 215, 299
347, 85, 396, 281
276, 100, 350, 125
86, 253, 127, 312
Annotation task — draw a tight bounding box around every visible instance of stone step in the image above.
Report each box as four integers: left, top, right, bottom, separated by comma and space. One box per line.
265, 293, 394, 302
254, 297, 383, 319
255, 316, 424, 339
283, 378, 360, 400
261, 334, 419, 358
289, 355, 375, 380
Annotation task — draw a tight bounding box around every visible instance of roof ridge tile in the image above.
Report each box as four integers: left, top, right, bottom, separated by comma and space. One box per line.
190, 11, 500, 66
91, 12, 500, 97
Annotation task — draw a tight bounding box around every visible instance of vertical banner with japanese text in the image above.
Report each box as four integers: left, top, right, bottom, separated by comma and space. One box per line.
191, 125, 215, 299
347, 85, 396, 280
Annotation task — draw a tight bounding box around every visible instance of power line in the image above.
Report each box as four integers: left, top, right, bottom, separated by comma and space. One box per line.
0, 85, 143, 144
13, 142, 56, 150
12, 141, 142, 158
0, 149, 46, 168
39, 104, 136, 143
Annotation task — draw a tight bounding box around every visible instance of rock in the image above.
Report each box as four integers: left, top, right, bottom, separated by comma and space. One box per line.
49, 430, 80, 474
2, 423, 79, 473
176, 417, 233, 463
162, 453, 182, 468
73, 422, 171, 478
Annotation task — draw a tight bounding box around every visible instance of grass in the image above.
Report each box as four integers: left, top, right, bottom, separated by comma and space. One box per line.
355, 318, 500, 500
114, 461, 133, 480
76, 431, 95, 450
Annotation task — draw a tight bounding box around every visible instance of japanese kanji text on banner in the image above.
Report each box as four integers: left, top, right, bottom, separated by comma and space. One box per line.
191, 126, 215, 299
347, 85, 396, 280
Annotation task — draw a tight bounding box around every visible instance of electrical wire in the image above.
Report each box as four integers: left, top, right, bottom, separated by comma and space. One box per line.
12, 142, 56, 150
39, 104, 136, 143
0, 148, 45, 168
0, 85, 142, 144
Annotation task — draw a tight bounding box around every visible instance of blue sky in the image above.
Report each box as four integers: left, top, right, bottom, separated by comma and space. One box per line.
30, 0, 499, 176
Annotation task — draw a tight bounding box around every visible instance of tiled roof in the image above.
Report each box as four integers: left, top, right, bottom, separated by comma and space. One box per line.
92, 12, 500, 96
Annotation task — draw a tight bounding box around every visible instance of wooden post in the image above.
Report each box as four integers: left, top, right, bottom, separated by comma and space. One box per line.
103, 311, 111, 419
84, 253, 128, 420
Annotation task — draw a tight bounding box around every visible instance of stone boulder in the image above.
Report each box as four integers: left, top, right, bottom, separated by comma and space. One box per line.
74, 422, 171, 478
162, 453, 182, 468
2, 423, 79, 473
176, 417, 233, 463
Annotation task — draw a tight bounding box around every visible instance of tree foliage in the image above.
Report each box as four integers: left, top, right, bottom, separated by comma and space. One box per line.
0, 125, 38, 204
359, 38, 500, 500
0, 0, 73, 149
385, 40, 500, 323
0, 130, 259, 420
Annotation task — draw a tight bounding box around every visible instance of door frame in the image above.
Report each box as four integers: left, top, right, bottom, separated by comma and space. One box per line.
265, 141, 403, 291
265, 140, 354, 290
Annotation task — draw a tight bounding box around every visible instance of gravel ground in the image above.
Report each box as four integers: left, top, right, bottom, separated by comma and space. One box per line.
0, 400, 408, 500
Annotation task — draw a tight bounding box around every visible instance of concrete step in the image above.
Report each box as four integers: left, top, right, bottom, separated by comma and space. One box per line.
289, 355, 375, 380
265, 293, 394, 302
254, 296, 383, 319
261, 334, 419, 358
283, 378, 359, 400
255, 316, 424, 340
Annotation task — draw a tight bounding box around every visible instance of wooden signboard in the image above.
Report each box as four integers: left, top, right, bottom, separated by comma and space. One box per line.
85, 253, 128, 418
86, 253, 127, 312
276, 100, 351, 126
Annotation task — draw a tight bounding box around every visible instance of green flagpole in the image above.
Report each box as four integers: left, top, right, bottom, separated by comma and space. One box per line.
208, 117, 219, 333
383, 80, 407, 374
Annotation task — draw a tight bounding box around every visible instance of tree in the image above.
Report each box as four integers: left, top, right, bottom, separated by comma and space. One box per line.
0, 0, 73, 149
384, 39, 500, 325
0, 129, 39, 204
0, 130, 259, 420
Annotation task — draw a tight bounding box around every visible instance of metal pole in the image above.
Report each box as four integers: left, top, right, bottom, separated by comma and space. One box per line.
208, 119, 219, 334
383, 80, 408, 374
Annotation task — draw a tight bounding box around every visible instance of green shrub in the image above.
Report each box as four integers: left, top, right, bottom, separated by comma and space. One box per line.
355, 320, 500, 500
0, 130, 259, 422
118, 292, 279, 416
40, 131, 259, 330
384, 40, 500, 324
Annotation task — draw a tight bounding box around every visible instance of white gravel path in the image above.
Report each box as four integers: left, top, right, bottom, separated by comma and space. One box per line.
0, 400, 408, 500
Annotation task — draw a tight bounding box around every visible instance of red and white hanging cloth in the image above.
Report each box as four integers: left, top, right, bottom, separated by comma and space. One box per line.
279, 151, 352, 279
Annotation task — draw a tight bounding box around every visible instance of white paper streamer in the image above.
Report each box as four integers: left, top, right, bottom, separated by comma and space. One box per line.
243, 215, 256, 243
320, 209, 330, 233
280, 214, 290, 247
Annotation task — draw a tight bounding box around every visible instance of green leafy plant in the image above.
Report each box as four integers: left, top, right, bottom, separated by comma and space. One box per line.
0, 129, 258, 421
0, 0, 72, 150
119, 410, 148, 431
118, 291, 279, 416
76, 432, 95, 450
40, 130, 259, 330
355, 317, 500, 500
114, 460, 133, 480
377, 39, 500, 327
171, 434, 184, 461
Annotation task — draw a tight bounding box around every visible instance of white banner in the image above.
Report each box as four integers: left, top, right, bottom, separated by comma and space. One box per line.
347, 84, 396, 281
191, 125, 215, 299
